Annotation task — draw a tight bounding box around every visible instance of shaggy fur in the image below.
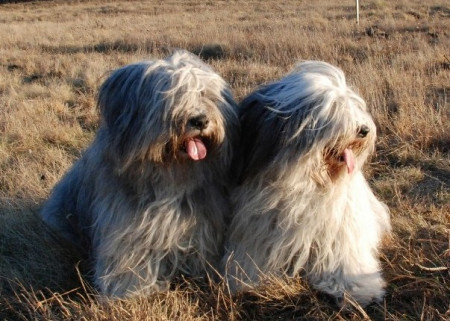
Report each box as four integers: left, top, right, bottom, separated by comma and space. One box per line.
40, 51, 239, 297
223, 61, 391, 306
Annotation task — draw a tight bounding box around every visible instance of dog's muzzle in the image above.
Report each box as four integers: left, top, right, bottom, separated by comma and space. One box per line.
183, 114, 211, 161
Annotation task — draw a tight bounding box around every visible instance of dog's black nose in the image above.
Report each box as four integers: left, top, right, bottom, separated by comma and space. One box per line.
189, 114, 209, 130
357, 125, 370, 138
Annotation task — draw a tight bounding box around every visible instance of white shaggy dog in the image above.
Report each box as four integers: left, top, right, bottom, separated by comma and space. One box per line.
223, 61, 391, 306
40, 51, 239, 297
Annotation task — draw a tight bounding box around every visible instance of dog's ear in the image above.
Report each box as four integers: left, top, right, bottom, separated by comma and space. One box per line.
238, 84, 320, 184
97, 63, 149, 165
97, 62, 171, 165
237, 89, 288, 183
98, 63, 158, 137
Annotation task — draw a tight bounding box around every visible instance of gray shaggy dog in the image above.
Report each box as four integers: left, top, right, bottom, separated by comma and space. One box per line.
222, 61, 391, 306
40, 51, 239, 297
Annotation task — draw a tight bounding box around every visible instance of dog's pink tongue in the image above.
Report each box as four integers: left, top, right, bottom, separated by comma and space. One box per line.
186, 138, 207, 161
343, 148, 355, 174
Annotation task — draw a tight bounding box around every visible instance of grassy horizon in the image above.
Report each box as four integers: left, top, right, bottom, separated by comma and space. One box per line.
0, 0, 448, 320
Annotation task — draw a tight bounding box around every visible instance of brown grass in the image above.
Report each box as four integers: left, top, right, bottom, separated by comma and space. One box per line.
0, 0, 449, 320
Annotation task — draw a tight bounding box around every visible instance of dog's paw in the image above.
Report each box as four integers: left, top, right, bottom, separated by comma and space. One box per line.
312, 272, 385, 306
346, 276, 385, 306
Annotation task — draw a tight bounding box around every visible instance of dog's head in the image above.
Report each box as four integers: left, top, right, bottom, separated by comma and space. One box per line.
97, 51, 239, 171
239, 61, 376, 185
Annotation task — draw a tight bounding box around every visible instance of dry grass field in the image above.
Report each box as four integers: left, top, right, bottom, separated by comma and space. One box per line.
0, 0, 448, 320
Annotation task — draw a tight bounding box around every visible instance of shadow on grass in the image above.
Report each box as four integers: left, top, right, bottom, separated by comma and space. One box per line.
41, 41, 234, 62
41, 40, 142, 55
0, 202, 83, 296
1, 201, 448, 320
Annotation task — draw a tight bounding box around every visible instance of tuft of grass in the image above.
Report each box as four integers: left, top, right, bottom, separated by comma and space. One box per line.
0, 0, 449, 320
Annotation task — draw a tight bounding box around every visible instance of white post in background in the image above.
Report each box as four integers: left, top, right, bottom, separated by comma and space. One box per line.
356, 0, 360, 24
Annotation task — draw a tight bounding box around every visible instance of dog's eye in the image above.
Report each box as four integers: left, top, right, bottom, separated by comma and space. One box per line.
357, 125, 370, 138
